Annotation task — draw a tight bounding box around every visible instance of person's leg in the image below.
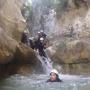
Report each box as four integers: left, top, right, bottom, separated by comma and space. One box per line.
41, 50, 47, 57
38, 49, 45, 57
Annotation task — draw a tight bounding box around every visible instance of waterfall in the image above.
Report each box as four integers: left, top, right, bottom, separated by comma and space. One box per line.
25, 0, 60, 74
28, 0, 59, 36
35, 50, 53, 74
26, 0, 57, 74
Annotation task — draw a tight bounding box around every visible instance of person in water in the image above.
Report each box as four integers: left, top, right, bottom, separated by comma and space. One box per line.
47, 69, 62, 82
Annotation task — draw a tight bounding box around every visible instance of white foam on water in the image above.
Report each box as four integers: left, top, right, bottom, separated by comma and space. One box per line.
59, 74, 81, 80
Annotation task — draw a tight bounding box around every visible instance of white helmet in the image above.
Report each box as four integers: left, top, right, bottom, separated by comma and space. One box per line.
40, 37, 44, 41
24, 30, 28, 33
38, 31, 40, 34
40, 30, 44, 33
29, 37, 34, 40
50, 69, 59, 75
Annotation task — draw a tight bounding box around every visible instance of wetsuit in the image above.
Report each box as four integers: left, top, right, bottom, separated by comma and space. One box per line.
29, 39, 35, 49
47, 78, 62, 82
38, 41, 46, 57
41, 33, 47, 39
21, 32, 28, 44
35, 39, 46, 57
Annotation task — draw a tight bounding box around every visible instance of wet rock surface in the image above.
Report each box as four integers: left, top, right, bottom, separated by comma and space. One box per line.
0, 0, 42, 78
47, 0, 90, 75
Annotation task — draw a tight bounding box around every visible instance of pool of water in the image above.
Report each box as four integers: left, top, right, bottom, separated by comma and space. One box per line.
0, 74, 90, 90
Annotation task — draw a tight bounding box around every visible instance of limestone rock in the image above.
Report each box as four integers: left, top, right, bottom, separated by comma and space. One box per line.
0, 0, 26, 63
48, 1, 90, 74
0, 0, 26, 41
0, 0, 42, 77
0, 27, 18, 64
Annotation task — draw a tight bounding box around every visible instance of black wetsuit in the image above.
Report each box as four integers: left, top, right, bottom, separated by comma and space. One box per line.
47, 78, 62, 82
35, 39, 46, 57
21, 32, 28, 44
41, 33, 47, 39
38, 42, 46, 57
29, 39, 35, 49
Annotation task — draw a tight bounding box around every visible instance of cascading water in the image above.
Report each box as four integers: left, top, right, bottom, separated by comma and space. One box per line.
26, 0, 57, 74
35, 51, 53, 74
22, 0, 54, 74
23, 0, 56, 73
29, 0, 59, 36
0, 0, 90, 90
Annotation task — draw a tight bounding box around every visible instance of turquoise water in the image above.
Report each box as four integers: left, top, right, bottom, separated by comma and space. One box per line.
0, 74, 90, 90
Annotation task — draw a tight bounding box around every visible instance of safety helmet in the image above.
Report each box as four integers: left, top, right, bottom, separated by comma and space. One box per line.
50, 69, 59, 75
40, 30, 44, 33
24, 30, 28, 33
29, 37, 34, 40
38, 31, 40, 34
40, 37, 44, 41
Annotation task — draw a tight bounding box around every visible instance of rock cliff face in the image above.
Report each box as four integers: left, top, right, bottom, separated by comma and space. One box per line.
0, 0, 26, 64
0, 0, 26, 41
47, 0, 90, 75
0, 0, 42, 78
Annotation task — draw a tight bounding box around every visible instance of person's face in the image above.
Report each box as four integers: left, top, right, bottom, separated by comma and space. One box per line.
40, 40, 44, 43
50, 73, 57, 81
38, 33, 41, 37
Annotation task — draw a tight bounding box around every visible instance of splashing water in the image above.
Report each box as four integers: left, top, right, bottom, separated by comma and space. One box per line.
36, 51, 53, 74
